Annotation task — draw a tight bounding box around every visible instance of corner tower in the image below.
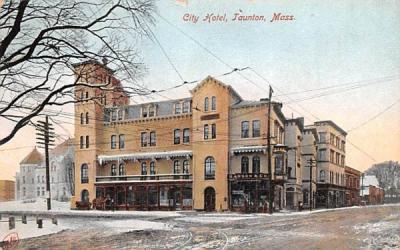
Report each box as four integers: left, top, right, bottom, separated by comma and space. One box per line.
71, 60, 129, 207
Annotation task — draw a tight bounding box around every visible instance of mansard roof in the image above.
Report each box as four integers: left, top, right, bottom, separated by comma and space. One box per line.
20, 148, 43, 165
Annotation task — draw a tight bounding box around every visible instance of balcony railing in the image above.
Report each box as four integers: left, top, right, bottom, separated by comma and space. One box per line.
228, 173, 270, 180
95, 173, 192, 183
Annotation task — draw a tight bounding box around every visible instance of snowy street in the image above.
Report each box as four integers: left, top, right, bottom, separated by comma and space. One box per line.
1, 204, 399, 249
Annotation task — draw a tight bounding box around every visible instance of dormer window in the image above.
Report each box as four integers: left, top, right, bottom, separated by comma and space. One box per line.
174, 103, 181, 114
149, 105, 155, 117
182, 101, 190, 113
142, 106, 148, 118
117, 109, 123, 121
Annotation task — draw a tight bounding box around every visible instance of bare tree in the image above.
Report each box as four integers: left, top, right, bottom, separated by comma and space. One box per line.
0, 0, 155, 145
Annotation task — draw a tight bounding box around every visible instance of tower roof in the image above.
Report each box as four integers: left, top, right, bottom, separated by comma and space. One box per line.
20, 148, 43, 165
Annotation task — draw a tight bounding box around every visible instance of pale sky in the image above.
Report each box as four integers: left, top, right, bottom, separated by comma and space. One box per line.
1, 0, 399, 181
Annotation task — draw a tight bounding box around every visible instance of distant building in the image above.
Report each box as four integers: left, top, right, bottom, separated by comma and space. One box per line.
361, 175, 384, 205
0, 180, 15, 202
15, 140, 74, 201
345, 166, 361, 206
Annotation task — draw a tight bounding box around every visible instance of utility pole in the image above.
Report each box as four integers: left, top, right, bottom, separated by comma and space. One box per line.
36, 116, 55, 210
307, 158, 316, 211
267, 85, 274, 214
361, 173, 364, 205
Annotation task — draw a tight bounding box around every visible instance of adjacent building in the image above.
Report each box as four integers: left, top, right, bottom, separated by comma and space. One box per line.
309, 121, 347, 208
301, 127, 318, 209
15, 140, 74, 201
0, 180, 15, 202
345, 166, 361, 206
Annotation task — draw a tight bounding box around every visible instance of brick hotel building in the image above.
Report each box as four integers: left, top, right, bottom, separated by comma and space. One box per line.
71, 60, 348, 212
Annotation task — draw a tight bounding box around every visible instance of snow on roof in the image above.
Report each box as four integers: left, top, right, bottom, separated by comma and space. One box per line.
364, 175, 380, 187
98, 150, 192, 164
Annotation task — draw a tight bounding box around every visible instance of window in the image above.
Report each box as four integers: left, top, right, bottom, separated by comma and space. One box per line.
37, 176, 40, 183
80, 113, 84, 124
204, 97, 209, 112
211, 124, 216, 139
150, 162, 156, 175
275, 154, 284, 174
37, 187, 40, 196
42, 187, 45, 196
183, 101, 190, 113
80, 91, 84, 101
330, 150, 335, 163
141, 132, 147, 147
23, 187, 26, 196
150, 131, 156, 146
119, 134, 125, 149
85, 91, 89, 100
241, 156, 249, 174
204, 156, 215, 180
23, 176, 25, 184
341, 140, 346, 151
111, 135, 117, 149
141, 162, 147, 175
318, 132, 327, 143
211, 96, 216, 111
318, 149, 326, 161
174, 103, 181, 114
319, 170, 325, 182
174, 129, 180, 144
111, 110, 117, 121
336, 152, 340, 165
142, 106, 148, 118
42, 176, 45, 183
85, 112, 89, 124
149, 105, 155, 117
330, 133, 335, 145
241, 121, 249, 138
111, 164, 116, 176
341, 155, 345, 167
80, 136, 84, 149
118, 164, 125, 176
252, 120, 260, 137
204, 125, 209, 139
336, 137, 340, 148
183, 160, 189, 174
117, 110, 123, 121
173, 160, 180, 174
32, 178, 34, 184
85, 135, 89, 148
81, 164, 88, 183
183, 128, 190, 143
252, 156, 260, 174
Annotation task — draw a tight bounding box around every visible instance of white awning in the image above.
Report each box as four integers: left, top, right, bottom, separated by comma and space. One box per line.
98, 150, 192, 165
231, 146, 268, 154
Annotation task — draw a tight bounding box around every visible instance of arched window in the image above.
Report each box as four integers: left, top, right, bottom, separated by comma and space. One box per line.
320, 170, 325, 182
111, 164, 116, 176
173, 160, 180, 180
211, 96, 216, 111
204, 97, 209, 112
118, 163, 125, 176
204, 156, 215, 180
241, 156, 249, 174
252, 156, 260, 174
81, 164, 88, 183
204, 124, 209, 140
85, 135, 89, 148
80, 113, 84, 124
85, 112, 89, 124
150, 162, 156, 175
81, 189, 89, 202
183, 160, 190, 174
141, 162, 147, 175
